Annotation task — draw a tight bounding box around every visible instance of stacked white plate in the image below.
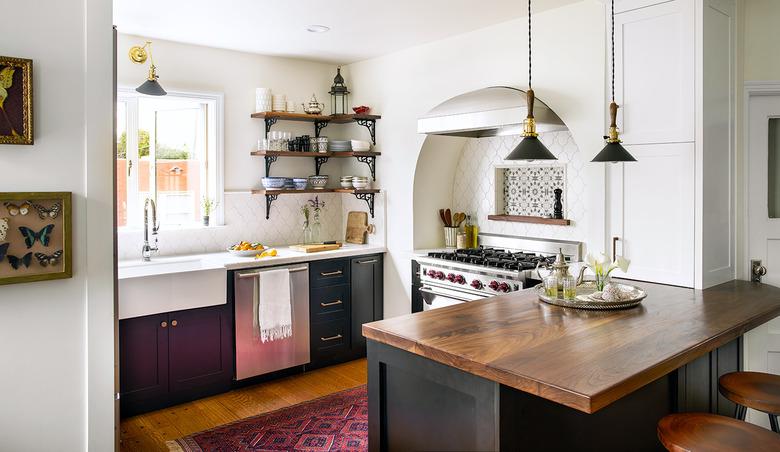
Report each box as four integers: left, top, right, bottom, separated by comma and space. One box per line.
329, 140, 352, 152
255, 88, 272, 112
351, 140, 371, 152
352, 176, 370, 189
272, 94, 287, 112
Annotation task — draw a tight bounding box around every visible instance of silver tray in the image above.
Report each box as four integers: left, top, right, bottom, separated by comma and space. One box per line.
535, 282, 647, 310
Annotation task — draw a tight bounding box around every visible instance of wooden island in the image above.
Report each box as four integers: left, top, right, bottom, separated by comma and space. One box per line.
362, 280, 780, 451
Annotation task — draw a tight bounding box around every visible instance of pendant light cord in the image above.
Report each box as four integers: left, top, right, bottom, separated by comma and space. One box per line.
528, 0, 532, 90
611, 0, 615, 102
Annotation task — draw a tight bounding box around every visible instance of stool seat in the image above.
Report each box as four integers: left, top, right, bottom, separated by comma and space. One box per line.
719, 371, 780, 415
658, 413, 780, 452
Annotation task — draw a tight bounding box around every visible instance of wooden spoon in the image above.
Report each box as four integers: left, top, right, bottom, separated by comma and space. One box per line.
445, 209, 452, 227
454, 212, 465, 227
439, 209, 448, 226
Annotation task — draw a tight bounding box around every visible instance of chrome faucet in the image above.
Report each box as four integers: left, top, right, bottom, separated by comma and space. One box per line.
142, 198, 159, 261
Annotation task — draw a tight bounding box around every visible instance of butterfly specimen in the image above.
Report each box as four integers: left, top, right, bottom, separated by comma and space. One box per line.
0, 242, 8, 261
31, 202, 62, 220
4, 201, 30, 216
0, 217, 7, 241
8, 252, 33, 270
34, 250, 63, 267
19, 224, 54, 248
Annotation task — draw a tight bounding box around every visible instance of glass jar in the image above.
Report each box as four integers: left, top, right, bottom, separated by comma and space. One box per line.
303, 221, 313, 244
562, 276, 577, 300
311, 212, 322, 243
456, 232, 468, 249
544, 275, 559, 298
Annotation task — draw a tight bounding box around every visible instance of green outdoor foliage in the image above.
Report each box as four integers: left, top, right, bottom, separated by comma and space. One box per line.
117, 130, 191, 160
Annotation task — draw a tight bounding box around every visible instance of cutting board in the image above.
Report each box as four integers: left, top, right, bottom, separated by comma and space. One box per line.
290, 243, 343, 253
346, 211, 375, 244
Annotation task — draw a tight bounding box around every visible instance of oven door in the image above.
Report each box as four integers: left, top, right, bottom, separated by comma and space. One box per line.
419, 284, 487, 311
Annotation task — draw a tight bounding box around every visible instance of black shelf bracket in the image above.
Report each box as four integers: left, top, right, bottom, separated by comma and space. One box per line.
315, 156, 329, 175
355, 118, 377, 145
314, 120, 330, 138
355, 155, 377, 181
354, 192, 376, 218
265, 194, 279, 220
264, 155, 278, 176
264, 117, 278, 139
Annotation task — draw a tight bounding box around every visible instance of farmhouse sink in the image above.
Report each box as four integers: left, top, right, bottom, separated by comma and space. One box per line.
118, 256, 227, 320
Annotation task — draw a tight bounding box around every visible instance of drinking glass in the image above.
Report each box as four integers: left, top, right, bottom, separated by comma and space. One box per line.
562, 276, 576, 300
544, 276, 559, 298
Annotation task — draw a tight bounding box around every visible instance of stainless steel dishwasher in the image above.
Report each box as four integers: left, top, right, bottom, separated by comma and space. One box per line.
234, 264, 310, 380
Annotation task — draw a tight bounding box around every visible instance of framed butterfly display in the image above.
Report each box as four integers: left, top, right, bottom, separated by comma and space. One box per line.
0, 192, 71, 285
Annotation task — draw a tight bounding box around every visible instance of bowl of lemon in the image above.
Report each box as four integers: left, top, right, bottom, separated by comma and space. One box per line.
228, 241, 265, 257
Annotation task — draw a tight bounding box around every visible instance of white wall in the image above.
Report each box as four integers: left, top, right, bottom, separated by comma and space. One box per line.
346, 1, 606, 317
0, 0, 114, 450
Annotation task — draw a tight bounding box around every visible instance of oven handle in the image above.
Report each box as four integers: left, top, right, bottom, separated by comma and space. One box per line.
419, 286, 484, 303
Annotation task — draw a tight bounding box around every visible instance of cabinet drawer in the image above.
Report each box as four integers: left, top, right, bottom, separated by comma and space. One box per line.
310, 259, 350, 287
311, 285, 350, 322
311, 318, 350, 359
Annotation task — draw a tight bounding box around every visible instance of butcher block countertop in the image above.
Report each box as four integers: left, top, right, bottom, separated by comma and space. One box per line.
363, 280, 780, 414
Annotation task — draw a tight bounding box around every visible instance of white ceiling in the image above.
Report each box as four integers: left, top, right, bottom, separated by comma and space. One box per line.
114, 0, 581, 64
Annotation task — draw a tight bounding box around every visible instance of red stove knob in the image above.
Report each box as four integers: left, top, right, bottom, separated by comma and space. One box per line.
470, 279, 483, 289
488, 280, 499, 291
427, 269, 436, 278
498, 282, 510, 293
446, 273, 456, 282
435, 271, 445, 280
455, 275, 466, 285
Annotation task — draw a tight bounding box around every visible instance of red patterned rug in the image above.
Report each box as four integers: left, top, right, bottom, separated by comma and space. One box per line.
167, 385, 368, 452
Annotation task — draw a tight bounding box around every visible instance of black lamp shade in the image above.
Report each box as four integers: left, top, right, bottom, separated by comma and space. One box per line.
591, 141, 636, 163
136, 79, 167, 96
505, 135, 557, 161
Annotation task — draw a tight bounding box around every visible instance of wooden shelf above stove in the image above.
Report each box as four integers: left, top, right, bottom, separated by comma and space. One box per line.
488, 215, 571, 226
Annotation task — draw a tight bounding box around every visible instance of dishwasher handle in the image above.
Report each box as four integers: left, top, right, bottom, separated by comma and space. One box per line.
238, 266, 308, 279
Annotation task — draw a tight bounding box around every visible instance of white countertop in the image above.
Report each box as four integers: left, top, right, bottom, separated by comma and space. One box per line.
118, 243, 387, 279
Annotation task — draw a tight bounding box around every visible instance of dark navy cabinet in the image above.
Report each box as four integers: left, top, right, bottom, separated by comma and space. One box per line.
119, 302, 232, 417
350, 255, 383, 356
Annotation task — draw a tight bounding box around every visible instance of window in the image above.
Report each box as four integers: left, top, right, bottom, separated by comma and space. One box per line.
116, 89, 223, 228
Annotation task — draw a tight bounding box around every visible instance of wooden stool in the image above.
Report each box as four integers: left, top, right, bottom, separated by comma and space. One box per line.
658, 413, 780, 451
719, 371, 780, 432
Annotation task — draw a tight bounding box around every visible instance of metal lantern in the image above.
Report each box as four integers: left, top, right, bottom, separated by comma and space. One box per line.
329, 66, 350, 115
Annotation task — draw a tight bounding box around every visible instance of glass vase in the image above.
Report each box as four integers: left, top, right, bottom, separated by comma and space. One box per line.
303, 222, 313, 244
311, 217, 322, 243
595, 273, 611, 291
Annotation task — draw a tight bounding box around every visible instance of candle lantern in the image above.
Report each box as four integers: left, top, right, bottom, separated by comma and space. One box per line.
328, 66, 350, 115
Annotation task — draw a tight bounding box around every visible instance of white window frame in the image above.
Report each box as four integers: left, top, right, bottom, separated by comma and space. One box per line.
117, 86, 225, 229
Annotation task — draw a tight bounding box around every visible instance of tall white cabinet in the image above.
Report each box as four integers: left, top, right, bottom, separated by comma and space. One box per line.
607, 0, 736, 288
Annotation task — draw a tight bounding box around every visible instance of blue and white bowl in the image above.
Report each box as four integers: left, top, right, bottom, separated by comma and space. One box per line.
308, 175, 329, 189
293, 178, 308, 190
261, 177, 286, 189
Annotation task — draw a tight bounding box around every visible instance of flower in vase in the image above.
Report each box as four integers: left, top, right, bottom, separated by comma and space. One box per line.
584, 253, 631, 290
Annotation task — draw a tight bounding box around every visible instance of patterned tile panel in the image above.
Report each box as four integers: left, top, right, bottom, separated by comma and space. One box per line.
503, 166, 565, 217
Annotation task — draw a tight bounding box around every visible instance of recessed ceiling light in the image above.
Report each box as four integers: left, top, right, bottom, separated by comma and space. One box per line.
306, 25, 330, 33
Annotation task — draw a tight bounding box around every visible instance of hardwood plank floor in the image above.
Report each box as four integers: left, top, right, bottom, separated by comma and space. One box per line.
119, 359, 367, 452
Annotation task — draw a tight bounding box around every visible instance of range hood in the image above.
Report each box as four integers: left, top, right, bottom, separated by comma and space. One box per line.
417, 86, 568, 138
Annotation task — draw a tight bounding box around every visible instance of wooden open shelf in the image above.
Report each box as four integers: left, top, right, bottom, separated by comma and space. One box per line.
252, 188, 379, 195
250, 111, 381, 122
250, 150, 381, 158
488, 215, 571, 226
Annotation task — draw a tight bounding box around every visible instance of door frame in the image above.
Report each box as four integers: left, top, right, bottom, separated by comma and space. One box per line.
742, 81, 780, 281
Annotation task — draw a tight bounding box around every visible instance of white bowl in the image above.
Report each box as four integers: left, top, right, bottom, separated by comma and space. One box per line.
340, 181, 353, 188
308, 175, 329, 189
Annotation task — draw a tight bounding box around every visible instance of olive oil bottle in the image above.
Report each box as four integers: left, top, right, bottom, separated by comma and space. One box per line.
464, 215, 479, 248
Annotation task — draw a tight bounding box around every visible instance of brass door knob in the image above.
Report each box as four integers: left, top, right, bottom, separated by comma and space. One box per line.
171, 320, 178, 327
751, 259, 767, 283
160, 321, 168, 328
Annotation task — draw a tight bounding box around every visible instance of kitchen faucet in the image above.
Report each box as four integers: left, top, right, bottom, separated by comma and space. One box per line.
142, 198, 159, 261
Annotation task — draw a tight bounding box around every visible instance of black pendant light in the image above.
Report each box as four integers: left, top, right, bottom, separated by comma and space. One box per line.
506, 0, 556, 161
129, 41, 167, 97
592, 0, 635, 163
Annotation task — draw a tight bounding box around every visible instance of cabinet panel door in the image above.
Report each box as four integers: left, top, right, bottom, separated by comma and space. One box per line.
615, 0, 694, 144
614, 142, 694, 287
168, 305, 232, 396
119, 313, 169, 414
351, 255, 383, 355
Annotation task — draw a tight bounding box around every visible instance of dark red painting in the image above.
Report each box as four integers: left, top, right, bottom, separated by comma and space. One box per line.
0, 56, 32, 145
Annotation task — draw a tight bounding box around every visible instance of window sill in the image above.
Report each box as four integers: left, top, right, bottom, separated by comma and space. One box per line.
118, 224, 228, 234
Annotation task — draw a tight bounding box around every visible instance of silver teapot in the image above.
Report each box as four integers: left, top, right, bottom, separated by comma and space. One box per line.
302, 94, 325, 115
536, 248, 587, 289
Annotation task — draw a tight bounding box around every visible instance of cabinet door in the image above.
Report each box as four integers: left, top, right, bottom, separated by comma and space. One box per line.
615, 0, 694, 144
351, 255, 384, 355
119, 313, 169, 416
168, 305, 232, 398
609, 142, 694, 287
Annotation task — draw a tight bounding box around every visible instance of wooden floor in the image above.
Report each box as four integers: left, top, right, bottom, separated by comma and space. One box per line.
120, 359, 367, 452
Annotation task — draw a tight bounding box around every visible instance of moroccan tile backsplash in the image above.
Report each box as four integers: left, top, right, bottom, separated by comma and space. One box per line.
503, 165, 565, 217
452, 131, 587, 242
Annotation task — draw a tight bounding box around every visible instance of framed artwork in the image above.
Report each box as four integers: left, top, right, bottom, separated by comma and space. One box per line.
0, 192, 72, 285
0, 56, 33, 145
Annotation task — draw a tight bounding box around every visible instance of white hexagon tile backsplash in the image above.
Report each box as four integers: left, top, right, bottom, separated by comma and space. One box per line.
452, 131, 588, 243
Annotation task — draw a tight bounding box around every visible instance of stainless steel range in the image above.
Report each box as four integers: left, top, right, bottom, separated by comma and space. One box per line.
415, 233, 583, 310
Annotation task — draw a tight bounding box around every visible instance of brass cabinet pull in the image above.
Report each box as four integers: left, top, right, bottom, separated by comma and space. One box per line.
320, 334, 343, 342
612, 237, 620, 261
160, 321, 168, 328
320, 270, 343, 277
321, 300, 343, 307
357, 259, 378, 265
171, 320, 178, 327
